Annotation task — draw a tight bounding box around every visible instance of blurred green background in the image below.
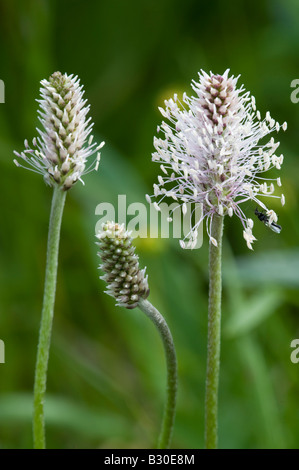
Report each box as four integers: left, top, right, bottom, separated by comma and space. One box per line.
0, 0, 299, 449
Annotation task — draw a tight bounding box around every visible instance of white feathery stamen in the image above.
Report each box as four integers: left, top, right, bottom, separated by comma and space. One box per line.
151, 69, 286, 249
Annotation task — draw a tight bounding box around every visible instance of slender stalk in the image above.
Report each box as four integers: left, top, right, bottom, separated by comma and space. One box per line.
33, 186, 67, 449
138, 298, 177, 449
204, 214, 224, 449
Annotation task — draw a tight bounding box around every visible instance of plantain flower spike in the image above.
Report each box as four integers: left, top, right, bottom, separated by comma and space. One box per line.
96, 222, 150, 309
149, 69, 287, 249
14, 71, 105, 190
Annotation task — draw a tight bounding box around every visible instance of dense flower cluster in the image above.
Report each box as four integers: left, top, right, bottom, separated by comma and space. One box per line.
14, 71, 104, 190
149, 69, 286, 249
96, 222, 150, 309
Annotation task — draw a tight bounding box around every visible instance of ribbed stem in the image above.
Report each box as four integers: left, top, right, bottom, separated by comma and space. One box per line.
33, 186, 66, 449
204, 215, 224, 449
138, 298, 178, 449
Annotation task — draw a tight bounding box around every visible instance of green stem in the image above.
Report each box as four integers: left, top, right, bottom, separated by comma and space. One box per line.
33, 186, 67, 449
204, 215, 224, 449
138, 298, 177, 449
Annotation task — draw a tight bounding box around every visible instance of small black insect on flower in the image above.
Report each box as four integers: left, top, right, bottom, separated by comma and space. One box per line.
254, 208, 282, 234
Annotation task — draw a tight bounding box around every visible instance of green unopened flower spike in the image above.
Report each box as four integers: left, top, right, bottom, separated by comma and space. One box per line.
97, 222, 149, 309
96, 222, 177, 449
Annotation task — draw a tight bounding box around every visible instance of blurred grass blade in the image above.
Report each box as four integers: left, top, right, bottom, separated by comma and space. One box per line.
238, 337, 286, 448
0, 393, 132, 440
224, 250, 299, 287
224, 289, 284, 338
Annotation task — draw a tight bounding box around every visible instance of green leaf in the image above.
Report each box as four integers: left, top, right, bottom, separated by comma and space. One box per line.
224, 289, 284, 338
224, 250, 299, 288
0, 393, 132, 440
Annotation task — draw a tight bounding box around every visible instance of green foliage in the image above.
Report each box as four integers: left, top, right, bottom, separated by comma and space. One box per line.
0, 0, 299, 449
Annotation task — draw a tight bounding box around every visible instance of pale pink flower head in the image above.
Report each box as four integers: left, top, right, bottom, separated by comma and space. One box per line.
150, 69, 287, 249
14, 71, 105, 190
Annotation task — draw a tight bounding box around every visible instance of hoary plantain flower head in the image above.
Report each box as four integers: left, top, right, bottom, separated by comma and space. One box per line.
14, 71, 105, 190
149, 69, 287, 249
96, 222, 150, 309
